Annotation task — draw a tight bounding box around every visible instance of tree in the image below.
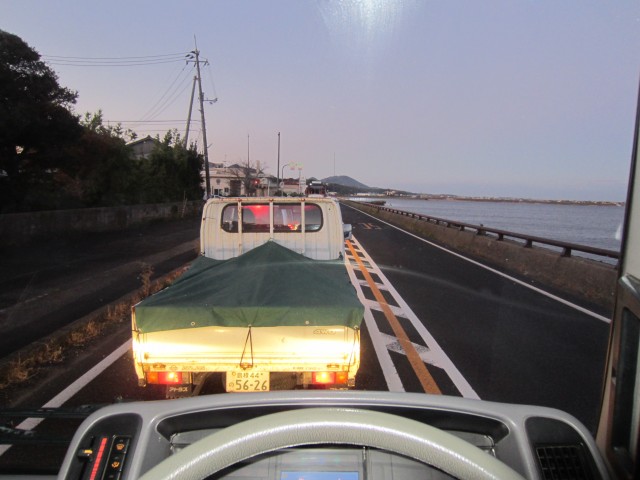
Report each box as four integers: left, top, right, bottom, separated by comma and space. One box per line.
58, 112, 141, 207
0, 31, 202, 211
229, 159, 266, 196
80, 111, 137, 143
0, 29, 82, 212
138, 130, 203, 203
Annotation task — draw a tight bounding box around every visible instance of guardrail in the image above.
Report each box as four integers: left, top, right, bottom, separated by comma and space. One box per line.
357, 202, 620, 262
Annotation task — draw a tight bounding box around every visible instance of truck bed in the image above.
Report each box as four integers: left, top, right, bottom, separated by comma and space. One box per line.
132, 241, 363, 332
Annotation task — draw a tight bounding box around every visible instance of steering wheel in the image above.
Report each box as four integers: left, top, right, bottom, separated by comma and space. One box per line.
139, 407, 525, 480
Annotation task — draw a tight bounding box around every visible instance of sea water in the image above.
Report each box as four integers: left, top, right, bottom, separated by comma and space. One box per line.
368, 198, 624, 253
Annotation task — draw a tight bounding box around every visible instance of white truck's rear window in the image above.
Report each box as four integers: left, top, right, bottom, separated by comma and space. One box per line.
221, 203, 323, 233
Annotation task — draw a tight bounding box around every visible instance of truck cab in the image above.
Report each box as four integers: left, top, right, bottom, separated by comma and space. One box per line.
201, 197, 347, 260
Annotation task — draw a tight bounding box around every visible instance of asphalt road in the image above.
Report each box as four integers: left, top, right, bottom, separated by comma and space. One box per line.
0, 216, 201, 359
340, 204, 610, 431
0, 202, 612, 474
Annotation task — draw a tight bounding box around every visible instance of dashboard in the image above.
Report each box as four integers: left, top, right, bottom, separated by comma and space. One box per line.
54, 391, 609, 480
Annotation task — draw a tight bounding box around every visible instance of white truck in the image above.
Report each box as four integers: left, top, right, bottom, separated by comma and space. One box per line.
131, 197, 362, 396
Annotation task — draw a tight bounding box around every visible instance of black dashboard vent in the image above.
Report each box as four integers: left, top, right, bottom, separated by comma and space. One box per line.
535, 444, 593, 480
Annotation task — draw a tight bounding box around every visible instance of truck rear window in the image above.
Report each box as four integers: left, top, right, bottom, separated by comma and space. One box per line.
221, 203, 323, 233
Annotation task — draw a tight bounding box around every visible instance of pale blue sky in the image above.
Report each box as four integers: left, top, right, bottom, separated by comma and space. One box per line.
3, 0, 639, 200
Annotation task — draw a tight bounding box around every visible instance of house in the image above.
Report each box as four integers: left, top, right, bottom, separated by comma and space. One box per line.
204, 163, 279, 197
206, 162, 240, 197
202, 163, 268, 197
127, 136, 159, 160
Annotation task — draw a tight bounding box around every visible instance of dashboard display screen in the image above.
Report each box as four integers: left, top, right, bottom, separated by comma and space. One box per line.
280, 472, 359, 480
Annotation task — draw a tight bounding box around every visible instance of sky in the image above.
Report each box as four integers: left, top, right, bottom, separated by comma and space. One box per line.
3, 0, 640, 201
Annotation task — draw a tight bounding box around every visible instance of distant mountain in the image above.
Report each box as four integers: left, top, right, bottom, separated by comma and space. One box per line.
322, 175, 370, 189
321, 175, 417, 196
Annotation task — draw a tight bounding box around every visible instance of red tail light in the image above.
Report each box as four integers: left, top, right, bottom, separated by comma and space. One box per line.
147, 371, 183, 384
312, 372, 335, 384
335, 371, 348, 384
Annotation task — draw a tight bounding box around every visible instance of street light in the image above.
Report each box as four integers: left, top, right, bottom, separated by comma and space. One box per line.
280, 162, 304, 196
280, 162, 292, 196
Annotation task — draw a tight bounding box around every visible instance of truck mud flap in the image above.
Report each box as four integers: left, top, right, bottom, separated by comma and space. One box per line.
166, 384, 193, 398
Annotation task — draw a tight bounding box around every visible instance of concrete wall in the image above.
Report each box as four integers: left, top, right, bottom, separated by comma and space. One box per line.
346, 201, 617, 312
0, 201, 203, 247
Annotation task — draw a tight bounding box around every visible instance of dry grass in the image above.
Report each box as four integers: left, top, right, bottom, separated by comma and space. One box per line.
0, 357, 34, 388
68, 320, 103, 347
33, 340, 64, 365
140, 263, 154, 297
105, 302, 129, 323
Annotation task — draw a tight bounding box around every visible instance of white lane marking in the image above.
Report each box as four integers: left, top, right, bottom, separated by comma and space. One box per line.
380, 333, 440, 366
384, 336, 429, 356
345, 249, 404, 392
364, 299, 409, 319
354, 277, 391, 292
344, 204, 611, 324
349, 237, 479, 399
0, 340, 131, 457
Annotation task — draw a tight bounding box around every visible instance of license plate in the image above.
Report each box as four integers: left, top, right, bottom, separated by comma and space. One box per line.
226, 370, 270, 392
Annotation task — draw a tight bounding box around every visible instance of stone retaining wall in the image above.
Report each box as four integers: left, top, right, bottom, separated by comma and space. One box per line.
0, 201, 203, 247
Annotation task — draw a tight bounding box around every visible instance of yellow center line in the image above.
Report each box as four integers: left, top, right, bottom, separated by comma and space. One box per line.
346, 239, 442, 394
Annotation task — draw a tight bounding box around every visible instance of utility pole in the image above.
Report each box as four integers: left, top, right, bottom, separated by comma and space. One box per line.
184, 75, 197, 147
277, 132, 281, 196
194, 47, 211, 197
187, 39, 217, 198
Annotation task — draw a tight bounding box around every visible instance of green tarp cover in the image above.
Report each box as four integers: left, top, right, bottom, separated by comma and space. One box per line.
134, 242, 364, 333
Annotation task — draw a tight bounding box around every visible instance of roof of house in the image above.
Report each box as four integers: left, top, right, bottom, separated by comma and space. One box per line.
126, 135, 158, 148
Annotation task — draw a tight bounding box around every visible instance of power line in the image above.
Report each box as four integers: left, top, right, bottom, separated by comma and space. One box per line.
142, 72, 195, 122
42, 52, 190, 66
44, 48, 210, 148
43, 52, 189, 60
105, 120, 202, 139
106, 120, 188, 123
44, 58, 187, 67
139, 64, 194, 121
139, 63, 190, 119
119, 129, 184, 133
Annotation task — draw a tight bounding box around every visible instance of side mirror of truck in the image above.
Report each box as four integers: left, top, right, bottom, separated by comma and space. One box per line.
343, 224, 353, 240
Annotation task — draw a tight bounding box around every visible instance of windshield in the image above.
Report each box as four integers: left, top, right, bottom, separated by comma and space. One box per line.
1, 0, 639, 475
